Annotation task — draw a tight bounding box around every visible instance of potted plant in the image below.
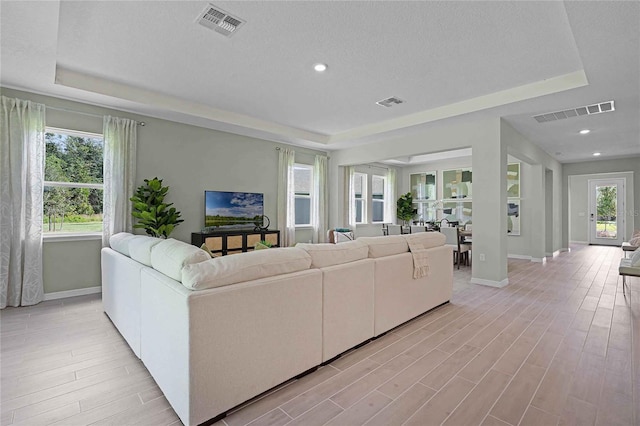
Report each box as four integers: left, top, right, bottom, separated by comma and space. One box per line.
396, 192, 415, 227
130, 177, 184, 238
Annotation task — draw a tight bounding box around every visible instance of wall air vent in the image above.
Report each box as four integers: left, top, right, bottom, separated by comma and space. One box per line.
376, 97, 405, 108
533, 100, 615, 123
197, 4, 245, 37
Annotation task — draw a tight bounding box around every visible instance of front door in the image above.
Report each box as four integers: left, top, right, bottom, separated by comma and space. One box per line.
588, 178, 625, 246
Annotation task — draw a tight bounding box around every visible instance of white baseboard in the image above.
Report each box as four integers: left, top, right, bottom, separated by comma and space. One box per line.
569, 241, 588, 245
508, 254, 531, 260
531, 257, 547, 264
470, 277, 509, 288
560, 247, 571, 252
44, 286, 101, 301
545, 250, 561, 257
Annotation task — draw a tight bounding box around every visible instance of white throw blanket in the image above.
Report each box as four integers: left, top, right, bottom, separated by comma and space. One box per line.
408, 243, 430, 279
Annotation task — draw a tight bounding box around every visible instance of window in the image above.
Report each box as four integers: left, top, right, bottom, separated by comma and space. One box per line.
354, 173, 366, 224
44, 128, 104, 234
372, 175, 386, 223
294, 164, 313, 226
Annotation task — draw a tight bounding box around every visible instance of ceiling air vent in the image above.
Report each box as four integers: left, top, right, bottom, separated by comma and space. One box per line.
533, 100, 615, 123
197, 4, 245, 37
376, 97, 405, 108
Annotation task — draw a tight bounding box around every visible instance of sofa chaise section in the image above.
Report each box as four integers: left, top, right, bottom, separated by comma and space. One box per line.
140, 267, 323, 426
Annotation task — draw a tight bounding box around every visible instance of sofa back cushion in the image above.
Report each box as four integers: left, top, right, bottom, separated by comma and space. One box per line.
402, 232, 446, 249
358, 235, 408, 258
181, 247, 312, 290
295, 240, 369, 268
129, 236, 163, 266
109, 232, 136, 257
150, 238, 211, 282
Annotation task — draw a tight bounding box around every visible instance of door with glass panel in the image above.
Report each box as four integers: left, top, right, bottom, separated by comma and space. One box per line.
588, 178, 625, 246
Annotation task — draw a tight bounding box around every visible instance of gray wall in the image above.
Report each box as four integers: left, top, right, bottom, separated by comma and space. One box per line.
3, 87, 327, 295
329, 117, 510, 286
501, 120, 564, 256
563, 158, 639, 248
568, 170, 636, 243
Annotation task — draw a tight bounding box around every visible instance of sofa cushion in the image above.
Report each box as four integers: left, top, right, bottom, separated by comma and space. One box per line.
109, 232, 136, 257
402, 232, 446, 250
150, 238, 211, 282
181, 247, 312, 290
128, 236, 162, 266
358, 235, 408, 258
295, 240, 368, 268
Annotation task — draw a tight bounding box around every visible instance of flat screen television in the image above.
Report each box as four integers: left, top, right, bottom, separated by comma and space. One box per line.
204, 190, 264, 229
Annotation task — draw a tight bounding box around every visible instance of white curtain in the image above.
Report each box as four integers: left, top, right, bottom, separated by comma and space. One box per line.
344, 166, 356, 231
102, 116, 137, 247
277, 148, 295, 247
0, 96, 45, 308
385, 168, 397, 224
312, 155, 328, 243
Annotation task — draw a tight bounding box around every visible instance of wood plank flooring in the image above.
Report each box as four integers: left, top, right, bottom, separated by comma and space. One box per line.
1, 244, 638, 425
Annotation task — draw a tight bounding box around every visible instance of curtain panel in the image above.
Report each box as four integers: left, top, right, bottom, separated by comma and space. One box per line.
312, 155, 328, 243
277, 148, 295, 247
344, 166, 357, 231
0, 96, 46, 308
102, 116, 137, 247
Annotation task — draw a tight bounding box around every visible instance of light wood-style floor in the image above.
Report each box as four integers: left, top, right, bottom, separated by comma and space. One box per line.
1, 244, 638, 426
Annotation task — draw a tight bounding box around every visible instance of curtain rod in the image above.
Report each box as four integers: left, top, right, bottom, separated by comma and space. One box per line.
46, 105, 146, 126
276, 147, 329, 158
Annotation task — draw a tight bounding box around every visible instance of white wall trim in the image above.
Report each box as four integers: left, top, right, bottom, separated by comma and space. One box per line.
508, 254, 531, 260
531, 257, 547, 264
44, 286, 101, 301
569, 241, 588, 245
545, 250, 562, 258
470, 277, 509, 288
560, 247, 571, 252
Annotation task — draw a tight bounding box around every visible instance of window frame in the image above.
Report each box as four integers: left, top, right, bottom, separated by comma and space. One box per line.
354, 172, 367, 224
43, 127, 104, 240
293, 163, 314, 228
371, 174, 386, 224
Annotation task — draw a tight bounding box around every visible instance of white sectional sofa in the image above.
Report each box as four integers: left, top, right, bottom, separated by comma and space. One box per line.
102, 232, 453, 426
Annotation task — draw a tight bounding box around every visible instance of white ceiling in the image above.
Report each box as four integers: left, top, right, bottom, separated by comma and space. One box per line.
1, 1, 638, 163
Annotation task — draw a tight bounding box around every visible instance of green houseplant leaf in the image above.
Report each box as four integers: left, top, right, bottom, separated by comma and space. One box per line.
130, 177, 184, 238
396, 192, 415, 225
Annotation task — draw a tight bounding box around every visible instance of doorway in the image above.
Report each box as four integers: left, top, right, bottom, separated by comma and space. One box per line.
588, 178, 625, 246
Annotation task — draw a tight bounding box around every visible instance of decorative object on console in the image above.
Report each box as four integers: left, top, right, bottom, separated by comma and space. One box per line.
254, 215, 270, 231
130, 177, 183, 238
254, 240, 272, 250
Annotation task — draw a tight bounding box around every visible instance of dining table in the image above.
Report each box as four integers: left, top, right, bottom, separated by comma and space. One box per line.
459, 228, 472, 245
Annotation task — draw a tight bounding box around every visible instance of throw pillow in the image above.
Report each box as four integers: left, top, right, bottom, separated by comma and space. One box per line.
629, 236, 640, 247
254, 242, 270, 250
631, 247, 640, 267
200, 243, 218, 258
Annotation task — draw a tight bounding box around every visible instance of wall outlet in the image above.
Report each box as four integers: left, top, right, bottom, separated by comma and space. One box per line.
479, 253, 486, 261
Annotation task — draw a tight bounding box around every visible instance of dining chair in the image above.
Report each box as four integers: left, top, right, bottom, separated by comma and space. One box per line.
440, 227, 470, 269
387, 225, 403, 235
410, 226, 427, 234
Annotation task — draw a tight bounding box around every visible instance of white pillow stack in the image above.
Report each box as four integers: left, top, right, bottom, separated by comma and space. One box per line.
150, 238, 211, 282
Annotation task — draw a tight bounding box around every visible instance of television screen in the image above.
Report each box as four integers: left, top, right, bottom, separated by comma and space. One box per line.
205, 191, 264, 228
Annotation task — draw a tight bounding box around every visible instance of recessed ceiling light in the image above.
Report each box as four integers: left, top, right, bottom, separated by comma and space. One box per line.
314, 63, 327, 72
593, 152, 601, 156
579, 129, 590, 135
